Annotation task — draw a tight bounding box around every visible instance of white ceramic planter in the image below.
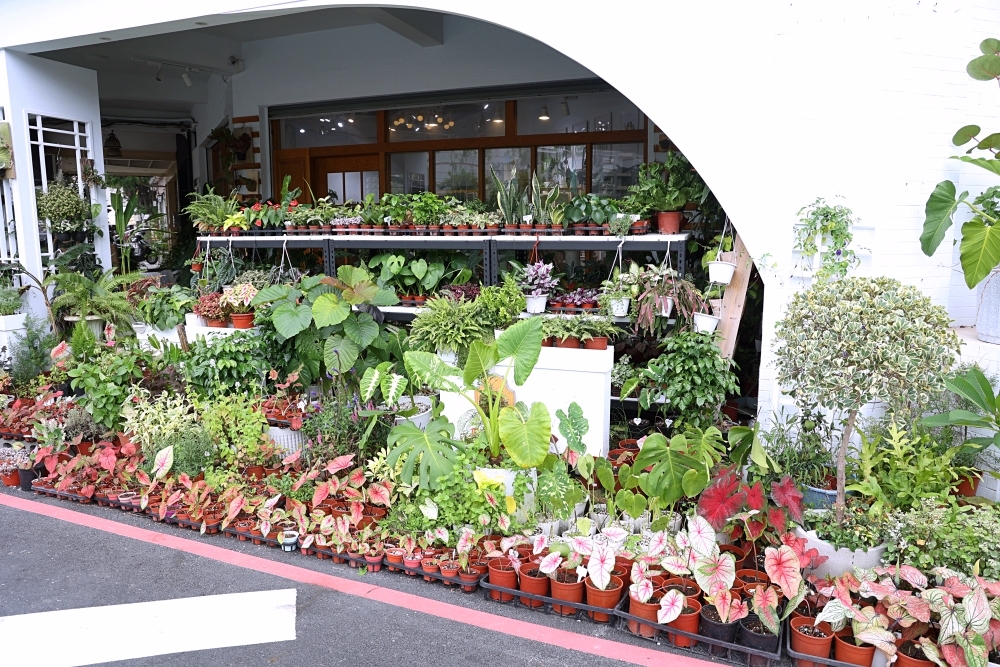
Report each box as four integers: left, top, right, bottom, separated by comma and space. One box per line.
792, 526, 886, 578
185, 312, 206, 328
65, 315, 104, 340
525, 295, 547, 314
609, 297, 630, 317
659, 297, 674, 318
394, 396, 432, 430
708, 260, 737, 285
437, 349, 458, 365
693, 312, 721, 334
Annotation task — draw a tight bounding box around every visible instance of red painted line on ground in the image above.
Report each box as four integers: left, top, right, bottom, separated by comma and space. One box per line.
0, 493, 715, 667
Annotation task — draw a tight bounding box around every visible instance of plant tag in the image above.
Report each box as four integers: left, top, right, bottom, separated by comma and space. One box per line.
383, 216, 392, 224
522, 214, 533, 223
630, 215, 640, 222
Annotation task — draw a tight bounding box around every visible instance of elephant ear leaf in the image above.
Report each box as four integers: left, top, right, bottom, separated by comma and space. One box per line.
312, 293, 351, 328
496, 317, 543, 386
324, 334, 359, 375
498, 400, 551, 468
920, 181, 962, 257
272, 302, 314, 338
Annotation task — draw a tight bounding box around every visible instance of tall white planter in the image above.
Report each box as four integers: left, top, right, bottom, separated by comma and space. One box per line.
977, 270, 1000, 344
659, 297, 674, 318
0, 313, 26, 354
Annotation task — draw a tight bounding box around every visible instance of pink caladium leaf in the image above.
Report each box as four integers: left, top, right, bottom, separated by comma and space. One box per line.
178, 473, 192, 490
264, 494, 282, 510
434, 527, 449, 544
565, 551, 583, 570
898, 565, 928, 591
694, 551, 736, 595
631, 560, 649, 584
291, 473, 309, 492
79, 484, 95, 499
601, 524, 628, 543
532, 534, 549, 555
500, 536, 519, 553
709, 588, 736, 623
456, 529, 475, 555
978, 578, 1000, 597
97, 447, 117, 473
983, 619, 1000, 653
630, 579, 654, 604
300, 534, 315, 550
764, 544, 803, 599
281, 449, 301, 466
367, 483, 390, 507
730, 599, 750, 623
334, 515, 351, 537
771, 476, 804, 522
539, 552, 563, 575
941, 643, 969, 667
478, 513, 491, 527
854, 627, 897, 661
752, 586, 781, 635
152, 446, 173, 479
570, 536, 593, 556
312, 482, 330, 509
964, 587, 991, 634
497, 514, 511, 531
744, 481, 766, 511
587, 544, 616, 591
766, 507, 788, 535
941, 576, 974, 599
340, 486, 362, 500
687, 515, 717, 558
259, 520, 271, 537
647, 531, 669, 558
325, 454, 354, 474
918, 638, 947, 667
348, 501, 364, 526
675, 530, 690, 551
483, 490, 498, 508
661, 555, 691, 576
657, 589, 686, 624
135, 470, 151, 486
347, 467, 366, 488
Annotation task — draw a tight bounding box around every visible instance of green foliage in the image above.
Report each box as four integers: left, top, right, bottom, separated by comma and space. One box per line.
536, 458, 586, 519
184, 186, 241, 230
8, 315, 56, 395
775, 277, 959, 414
408, 295, 488, 356
269, 470, 315, 504
622, 332, 738, 429
69, 319, 97, 364
922, 365, 1000, 454
46, 268, 144, 325
794, 198, 860, 281
920, 38, 1000, 288
36, 181, 89, 227
68, 348, 148, 429
751, 408, 835, 489
200, 392, 268, 469
805, 500, 889, 551
490, 165, 527, 227
138, 285, 195, 330
847, 422, 972, 514
563, 193, 619, 225
477, 275, 526, 330
162, 425, 217, 478
0, 287, 21, 316
386, 416, 466, 491
62, 405, 104, 442
182, 331, 269, 399
120, 389, 200, 464
633, 427, 725, 511
884, 500, 1000, 580
555, 402, 588, 454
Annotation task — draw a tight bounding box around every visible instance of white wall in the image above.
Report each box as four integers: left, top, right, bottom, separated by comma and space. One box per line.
3, 1, 1000, 422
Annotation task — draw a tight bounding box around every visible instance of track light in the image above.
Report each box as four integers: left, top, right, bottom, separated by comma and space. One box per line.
539, 106, 549, 120
347, 117, 354, 123
182, 70, 193, 87
155, 65, 164, 81
561, 100, 570, 116
337, 121, 343, 127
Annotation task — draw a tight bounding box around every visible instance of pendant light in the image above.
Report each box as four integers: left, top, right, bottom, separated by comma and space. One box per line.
104, 130, 122, 158
539, 106, 550, 120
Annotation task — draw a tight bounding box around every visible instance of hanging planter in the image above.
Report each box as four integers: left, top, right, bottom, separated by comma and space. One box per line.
525, 295, 547, 314
609, 297, 630, 317
708, 260, 737, 285
693, 312, 721, 334
659, 297, 674, 318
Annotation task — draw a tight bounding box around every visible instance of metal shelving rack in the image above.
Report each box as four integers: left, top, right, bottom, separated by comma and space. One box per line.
196, 232, 689, 288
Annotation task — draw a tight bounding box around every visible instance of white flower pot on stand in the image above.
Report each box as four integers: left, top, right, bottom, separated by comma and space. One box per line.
659, 297, 674, 318
693, 312, 721, 334
525, 295, 547, 314
708, 260, 737, 285
185, 312, 206, 328
437, 348, 458, 365
792, 525, 886, 578
609, 298, 630, 317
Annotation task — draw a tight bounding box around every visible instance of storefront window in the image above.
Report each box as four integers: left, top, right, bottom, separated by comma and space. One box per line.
435, 150, 479, 202
591, 143, 644, 199
516, 91, 641, 136
388, 101, 505, 142
485, 147, 530, 206
280, 112, 378, 148
536, 145, 586, 200
389, 152, 429, 194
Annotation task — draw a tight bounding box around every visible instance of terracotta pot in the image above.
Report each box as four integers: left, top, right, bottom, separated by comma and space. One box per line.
207, 319, 228, 328
896, 640, 934, 667
834, 633, 876, 667
583, 336, 608, 350
541, 337, 553, 347
656, 211, 683, 234
791, 618, 834, 667
553, 337, 581, 349
1, 470, 20, 487
585, 575, 623, 622
459, 569, 481, 593
518, 563, 550, 608
403, 555, 422, 576
737, 569, 768, 586
245, 466, 265, 480
955, 473, 981, 497
487, 561, 517, 602
664, 577, 702, 604
386, 548, 405, 572
190, 263, 203, 272
231, 313, 255, 329
627, 592, 662, 638
364, 554, 383, 572
618, 439, 640, 451
550, 569, 585, 616
668, 598, 701, 647
427, 224, 440, 235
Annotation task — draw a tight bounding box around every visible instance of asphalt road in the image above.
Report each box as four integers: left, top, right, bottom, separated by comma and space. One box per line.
0, 485, 719, 667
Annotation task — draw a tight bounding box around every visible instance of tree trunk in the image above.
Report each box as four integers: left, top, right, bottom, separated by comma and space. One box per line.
836, 409, 857, 524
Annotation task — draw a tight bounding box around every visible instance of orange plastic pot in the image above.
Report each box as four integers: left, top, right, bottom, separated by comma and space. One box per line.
896, 640, 934, 667
549, 569, 585, 616
656, 211, 683, 234
667, 598, 701, 648
487, 561, 517, 602
627, 592, 662, 638
231, 313, 255, 329
790, 617, 834, 667
585, 575, 623, 622
834, 633, 876, 667
955, 473, 981, 497
517, 563, 549, 608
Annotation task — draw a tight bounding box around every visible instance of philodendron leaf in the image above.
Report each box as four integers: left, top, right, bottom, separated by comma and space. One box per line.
343, 312, 379, 349
614, 489, 646, 519
272, 302, 313, 338
920, 180, 961, 256
324, 334, 359, 374
959, 219, 1000, 288
312, 292, 351, 328
498, 401, 551, 468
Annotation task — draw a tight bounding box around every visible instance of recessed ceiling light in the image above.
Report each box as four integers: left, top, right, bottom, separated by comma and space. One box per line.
483, 104, 489, 109
493, 118, 503, 123
299, 129, 305, 133
405, 123, 413, 129
347, 118, 354, 123
416, 115, 423, 121
436, 116, 443, 123
390, 128, 396, 132
337, 121, 343, 127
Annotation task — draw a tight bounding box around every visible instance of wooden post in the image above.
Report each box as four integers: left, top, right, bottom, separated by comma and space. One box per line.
177, 323, 189, 352
716, 234, 753, 359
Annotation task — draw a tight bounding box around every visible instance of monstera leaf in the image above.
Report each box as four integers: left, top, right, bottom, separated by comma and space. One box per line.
498, 401, 551, 468
386, 417, 465, 490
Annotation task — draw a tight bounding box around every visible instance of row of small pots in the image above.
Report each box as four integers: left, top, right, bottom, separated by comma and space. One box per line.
541, 336, 609, 350
202, 221, 657, 237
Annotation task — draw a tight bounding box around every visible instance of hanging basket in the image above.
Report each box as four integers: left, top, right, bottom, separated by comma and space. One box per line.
693, 312, 721, 334
707, 260, 737, 285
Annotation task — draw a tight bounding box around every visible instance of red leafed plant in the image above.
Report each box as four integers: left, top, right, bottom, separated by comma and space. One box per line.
697, 467, 746, 530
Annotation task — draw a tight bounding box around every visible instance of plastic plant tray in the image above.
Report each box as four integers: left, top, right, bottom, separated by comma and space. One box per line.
478, 576, 627, 624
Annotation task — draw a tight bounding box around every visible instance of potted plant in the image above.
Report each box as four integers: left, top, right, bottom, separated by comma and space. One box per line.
577, 315, 617, 351
185, 250, 205, 273
518, 261, 558, 314
220, 283, 258, 329
600, 263, 640, 317
138, 284, 195, 333
583, 543, 624, 622
477, 275, 526, 335
193, 293, 227, 327
36, 181, 90, 240
700, 588, 750, 653
408, 295, 488, 364
45, 268, 144, 338
738, 587, 785, 665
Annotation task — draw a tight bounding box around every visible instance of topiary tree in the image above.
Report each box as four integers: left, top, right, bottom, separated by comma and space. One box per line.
774, 276, 961, 522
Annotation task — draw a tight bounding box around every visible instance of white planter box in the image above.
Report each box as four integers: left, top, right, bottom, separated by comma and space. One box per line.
609, 298, 630, 317
793, 526, 886, 578
440, 346, 614, 457
0, 312, 26, 352
694, 312, 721, 334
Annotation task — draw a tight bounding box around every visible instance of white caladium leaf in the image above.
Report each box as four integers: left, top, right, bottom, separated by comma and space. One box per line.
532, 534, 549, 555
687, 515, 717, 558
657, 589, 686, 624
500, 536, 520, 553
647, 531, 669, 558
631, 560, 649, 584
764, 545, 803, 600
602, 524, 628, 543
964, 587, 991, 635
539, 552, 563, 575
587, 544, 616, 591
855, 627, 897, 660
575, 566, 588, 583
694, 551, 736, 595
918, 638, 947, 667
675, 530, 690, 551
152, 446, 174, 479
570, 535, 593, 556
434, 527, 449, 544
815, 598, 855, 632
456, 528, 475, 555
661, 555, 691, 576
419, 498, 438, 520
497, 514, 511, 531
630, 579, 654, 604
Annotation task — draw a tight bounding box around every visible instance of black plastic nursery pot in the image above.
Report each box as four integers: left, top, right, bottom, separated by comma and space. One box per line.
17, 467, 37, 492
739, 614, 781, 667
700, 606, 739, 656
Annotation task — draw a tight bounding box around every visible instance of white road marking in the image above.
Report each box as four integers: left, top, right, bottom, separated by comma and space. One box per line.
0, 588, 297, 666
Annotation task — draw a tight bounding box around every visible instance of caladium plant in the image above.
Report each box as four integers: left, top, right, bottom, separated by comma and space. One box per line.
706, 588, 750, 624
587, 544, 617, 590
657, 588, 688, 624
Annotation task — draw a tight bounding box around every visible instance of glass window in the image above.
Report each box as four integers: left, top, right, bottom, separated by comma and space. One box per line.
279, 112, 378, 148
485, 147, 530, 206
591, 143, 644, 199
388, 101, 505, 142
536, 145, 586, 200
516, 91, 641, 136
435, 150, 479, 202
363, 171, 380, 202
390, 152, 429, 194
327, 172, 344, 204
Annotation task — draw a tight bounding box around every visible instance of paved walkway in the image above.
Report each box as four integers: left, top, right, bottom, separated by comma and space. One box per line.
0, 488, 719, 666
